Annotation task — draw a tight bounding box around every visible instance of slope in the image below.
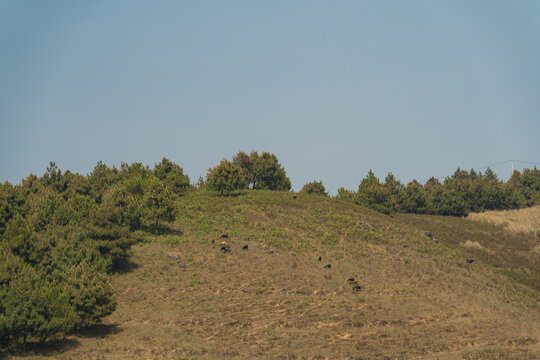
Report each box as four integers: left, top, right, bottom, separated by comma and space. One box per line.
7, 191, 539, 359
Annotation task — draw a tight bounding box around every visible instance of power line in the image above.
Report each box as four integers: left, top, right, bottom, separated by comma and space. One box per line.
473, 159, 540, 172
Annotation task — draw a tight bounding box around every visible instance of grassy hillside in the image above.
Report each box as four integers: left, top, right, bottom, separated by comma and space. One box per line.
6, 191, 539, 359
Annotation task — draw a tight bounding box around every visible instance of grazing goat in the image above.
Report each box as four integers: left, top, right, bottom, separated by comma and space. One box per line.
466, 259, 475, 264
293, 195, 298, 199
242, 245, 248, 251
324, 264, 331, 269
318, 256, 322, 262
220, 244, 231, 253
352, 285, 362, 292
220, 234, 228, 239
347, 277, 355, 283
212, 239, 215, 245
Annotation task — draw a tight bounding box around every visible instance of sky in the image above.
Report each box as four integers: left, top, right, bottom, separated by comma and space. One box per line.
1, 0, 539, 193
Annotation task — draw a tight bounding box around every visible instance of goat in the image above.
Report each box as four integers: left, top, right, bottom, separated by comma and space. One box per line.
242, 245, 248, 251
220, 234, 228, 239
466, 259, 475, 264
352, 285, 362, 292
347, 277, 355, 283
318, 256, 322, 262
324, 264, 331, 269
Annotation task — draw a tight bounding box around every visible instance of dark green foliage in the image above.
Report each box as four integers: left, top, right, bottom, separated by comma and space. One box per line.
100, 183, 143, 231
121, 162, 150, 197
88, 161, 120, 203
206, 160, 245, 196
0, 159, 187, 351
58, 261, 116, 328
253, 152, 291, 191
300, 181, 328, 196
345, 167, 540, 217
153, 157, 190, 195
0, 214, 43, 265
354, 171, 393, 215
400, 180, 427, 214
26, 187, 73, 231
0, 182, 17, 237
0, 252, 76, 350
336, 187, 356, 202
232, 151, 258, 189
143, 177, 178, 232
44, 226, 112, 275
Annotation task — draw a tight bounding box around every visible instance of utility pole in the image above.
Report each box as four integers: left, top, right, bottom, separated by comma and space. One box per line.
511, 160, 514, 173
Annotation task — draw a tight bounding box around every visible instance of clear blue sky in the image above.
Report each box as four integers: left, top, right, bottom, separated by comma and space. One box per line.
1, 1, 539, 193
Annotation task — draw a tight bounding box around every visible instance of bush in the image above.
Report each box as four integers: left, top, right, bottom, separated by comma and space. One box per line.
300, 181, 328, 196
0, 252, 76, 350
58, 261, 116, 328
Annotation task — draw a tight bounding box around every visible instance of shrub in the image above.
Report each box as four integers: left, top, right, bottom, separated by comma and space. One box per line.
300, 181, 328, 196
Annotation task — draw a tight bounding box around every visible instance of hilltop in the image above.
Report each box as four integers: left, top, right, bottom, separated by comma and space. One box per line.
7, 191, 539, 359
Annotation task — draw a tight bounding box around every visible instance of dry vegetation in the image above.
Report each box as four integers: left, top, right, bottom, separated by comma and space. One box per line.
6, 192, 539, 359
467, 205, 540, 235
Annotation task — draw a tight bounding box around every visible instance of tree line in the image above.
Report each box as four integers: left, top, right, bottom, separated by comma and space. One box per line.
1, 151, 539, 350
337, 167, 540, 216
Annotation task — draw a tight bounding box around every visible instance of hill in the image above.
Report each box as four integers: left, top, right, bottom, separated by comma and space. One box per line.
6, 191, 539, 359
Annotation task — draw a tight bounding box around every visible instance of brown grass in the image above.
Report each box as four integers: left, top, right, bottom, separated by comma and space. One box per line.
467, 206, 540, 235
5, 192, 539, 359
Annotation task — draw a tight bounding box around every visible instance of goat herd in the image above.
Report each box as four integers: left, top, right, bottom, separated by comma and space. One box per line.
211, 234, 363, 293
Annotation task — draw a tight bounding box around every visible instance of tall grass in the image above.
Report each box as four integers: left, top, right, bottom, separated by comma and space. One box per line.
468, 205, 540, 235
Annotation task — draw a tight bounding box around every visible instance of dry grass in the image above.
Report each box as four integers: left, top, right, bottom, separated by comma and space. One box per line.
5, 192, 539, 359
467, 206, 540, 235
462, 240, 490, 253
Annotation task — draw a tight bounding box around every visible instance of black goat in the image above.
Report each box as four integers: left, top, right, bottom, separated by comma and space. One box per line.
352, 285, 362, 292
324, 264, 331, 269
318, 256, 322, 262
220, 234, 228, 239
466, 259, 475, 264
242, 245, 248, 251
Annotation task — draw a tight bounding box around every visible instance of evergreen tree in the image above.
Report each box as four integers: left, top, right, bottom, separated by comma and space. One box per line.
253, 152, 291, 191
143, 177, 177, 233
206, 160, 245, 196
0, 253, 76, 351
400, 180, 427, 214
153, 158, 190, 195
